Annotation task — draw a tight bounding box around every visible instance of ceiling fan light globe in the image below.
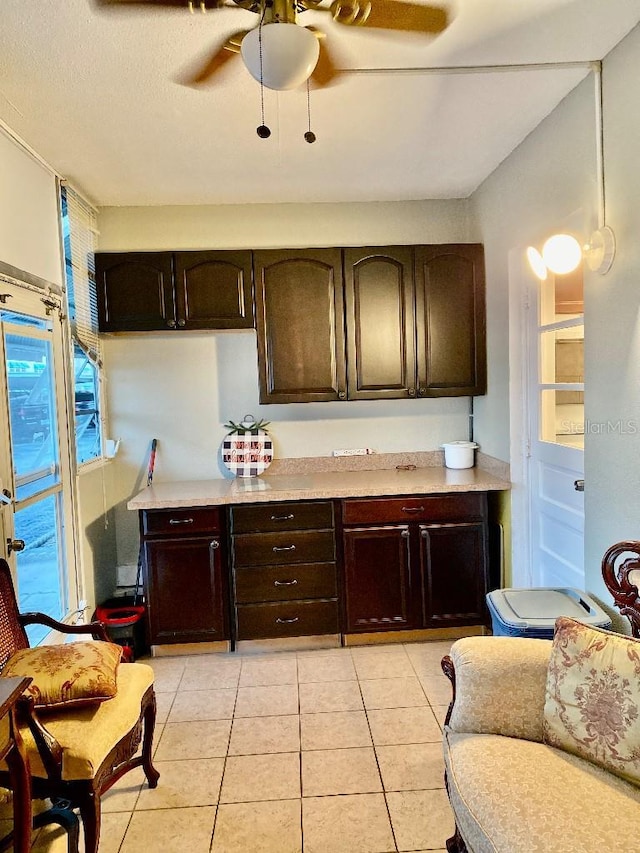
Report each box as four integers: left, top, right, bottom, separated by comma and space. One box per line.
541, 233, 583, 275
241, 23, 320, 91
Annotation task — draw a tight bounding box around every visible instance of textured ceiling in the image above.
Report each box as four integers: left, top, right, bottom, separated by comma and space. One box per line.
1, 0, 639, 205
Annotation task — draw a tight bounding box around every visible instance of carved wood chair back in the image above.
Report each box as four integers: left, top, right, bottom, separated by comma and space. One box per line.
601, 540, 640, 637
0, 557, 159, 853
0, 559, 31, 670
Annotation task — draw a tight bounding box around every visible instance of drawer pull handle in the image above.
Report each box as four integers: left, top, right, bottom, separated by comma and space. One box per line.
274, 579, 298, 586
276, 616, 299, 624
169, 518, 194, 525
273, 545, 296, 552
401, 506, 424, 513
271, 513, 295, 521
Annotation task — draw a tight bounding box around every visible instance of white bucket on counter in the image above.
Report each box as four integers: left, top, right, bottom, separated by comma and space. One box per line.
442, 441, 478, 469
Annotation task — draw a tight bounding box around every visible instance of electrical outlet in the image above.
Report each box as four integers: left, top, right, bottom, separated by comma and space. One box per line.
333, 448, 375, 457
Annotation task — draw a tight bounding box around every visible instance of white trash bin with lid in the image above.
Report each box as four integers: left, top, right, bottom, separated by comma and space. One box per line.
486, 587, 611, 639
442, 441, 478, 469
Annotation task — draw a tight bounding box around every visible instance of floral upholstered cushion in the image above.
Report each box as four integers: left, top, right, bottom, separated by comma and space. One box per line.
543, 616, 640, 787
2, 641, 122, 710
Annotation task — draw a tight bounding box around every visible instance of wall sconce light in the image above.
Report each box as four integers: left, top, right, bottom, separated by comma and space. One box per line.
527, 226, 616, 280
527, 63, 616, 280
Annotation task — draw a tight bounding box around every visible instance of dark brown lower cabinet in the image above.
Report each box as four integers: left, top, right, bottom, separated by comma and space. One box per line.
141, 507, 228, 645
420, 522, 489, 626
341, 494, 489, 634
343, 526, 415, 632
230, 500, 339, 641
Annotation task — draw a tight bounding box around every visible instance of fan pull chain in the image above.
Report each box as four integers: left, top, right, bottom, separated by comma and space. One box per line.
256, 4, 271, 139
256, 6, 271, 139
304, 78, 316, 143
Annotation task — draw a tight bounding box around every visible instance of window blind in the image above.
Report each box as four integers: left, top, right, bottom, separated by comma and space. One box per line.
60, 183, 101, 365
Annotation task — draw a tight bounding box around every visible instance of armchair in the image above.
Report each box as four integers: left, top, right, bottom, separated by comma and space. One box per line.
0, 558, 159, 853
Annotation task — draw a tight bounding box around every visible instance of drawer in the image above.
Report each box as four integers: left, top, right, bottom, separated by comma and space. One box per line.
142, 507, 222, 537
234, 562, 337, 604
341, 493, 487, 525
233, 530, 336, 568
231, 501, 334, 534
236, 599, 339, 640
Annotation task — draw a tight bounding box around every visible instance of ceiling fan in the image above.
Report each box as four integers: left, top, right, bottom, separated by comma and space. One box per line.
95, 0, 450, 90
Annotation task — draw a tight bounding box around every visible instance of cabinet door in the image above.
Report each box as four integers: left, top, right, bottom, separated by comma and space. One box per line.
414, 244, 486, 396
254, 249, 347, 403
144, 536, 226, 644
174, 251, 254, 330
420, 522, 488, 626
343, 525, 416, 633
343, 247, 417, 400
96, 252, 174, 331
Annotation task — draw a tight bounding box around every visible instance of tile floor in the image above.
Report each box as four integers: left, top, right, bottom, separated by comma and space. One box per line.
26, 639, 458, 852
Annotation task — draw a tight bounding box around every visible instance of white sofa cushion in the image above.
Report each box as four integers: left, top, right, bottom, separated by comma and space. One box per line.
444, 728, 640, 853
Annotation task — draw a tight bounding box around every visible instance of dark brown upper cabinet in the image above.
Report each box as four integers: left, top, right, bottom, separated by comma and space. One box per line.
96, 250, 254, 332
414, 244, 487, 396
254, 249, 347, 404
254, 244, 486, 404
343, 247, 417, 400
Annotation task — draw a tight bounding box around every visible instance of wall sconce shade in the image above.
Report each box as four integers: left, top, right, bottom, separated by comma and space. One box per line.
526, 247, 548, 281
241, 23, 320, 90
527, 226, 616, 281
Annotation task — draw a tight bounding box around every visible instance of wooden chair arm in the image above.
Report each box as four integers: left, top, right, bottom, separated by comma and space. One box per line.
441, 654, 456, 727
15, 696, 63, 782
18, 613, 110, 642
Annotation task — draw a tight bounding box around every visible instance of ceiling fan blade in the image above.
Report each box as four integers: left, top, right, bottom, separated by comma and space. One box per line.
333, 1, 448, 34
310, 38, 342, 88
94, 1, 227, 8
178, 32, 247, 86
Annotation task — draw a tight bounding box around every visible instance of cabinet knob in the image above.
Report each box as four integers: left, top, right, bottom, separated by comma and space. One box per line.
408, 387, 416, 397
177, 319, 186, 328
418, 387, 427, 397
210, 540, 220, 549
167, 319, 176, 329
338, 391, 347, 400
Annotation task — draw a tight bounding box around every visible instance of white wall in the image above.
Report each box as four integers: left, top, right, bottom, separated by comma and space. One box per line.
97, 200, 471, 252
98, 200, 477, 565
583, 27, 640, 610
468, 76, 597, 462
0, 129, 62, 286
469, 23, 640, 612
0, 128, 115, 609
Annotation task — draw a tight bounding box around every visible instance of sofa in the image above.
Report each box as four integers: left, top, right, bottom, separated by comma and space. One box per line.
441, 619, 640, 853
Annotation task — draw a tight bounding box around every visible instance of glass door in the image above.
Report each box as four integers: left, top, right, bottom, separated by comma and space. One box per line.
527, 265, 585, 589
0, 283, 77, 644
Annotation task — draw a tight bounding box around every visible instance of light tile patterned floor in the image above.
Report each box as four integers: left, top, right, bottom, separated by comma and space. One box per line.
30, 640, 456, 853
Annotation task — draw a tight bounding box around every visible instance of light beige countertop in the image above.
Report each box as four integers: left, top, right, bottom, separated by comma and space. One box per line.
127, 465, 510, 511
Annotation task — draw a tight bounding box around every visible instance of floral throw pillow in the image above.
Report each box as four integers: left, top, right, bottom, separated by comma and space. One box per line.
2, 640, 122, 710
543, 616, 640, 786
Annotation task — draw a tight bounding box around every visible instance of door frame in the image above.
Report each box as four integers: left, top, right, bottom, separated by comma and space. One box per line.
0, 276, 83, 625
509, 245, 586, 589
508, 249, 535, 587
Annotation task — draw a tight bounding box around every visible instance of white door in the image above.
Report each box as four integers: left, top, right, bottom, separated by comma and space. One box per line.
527, 266, 585, 589
0, 282, 78, 644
